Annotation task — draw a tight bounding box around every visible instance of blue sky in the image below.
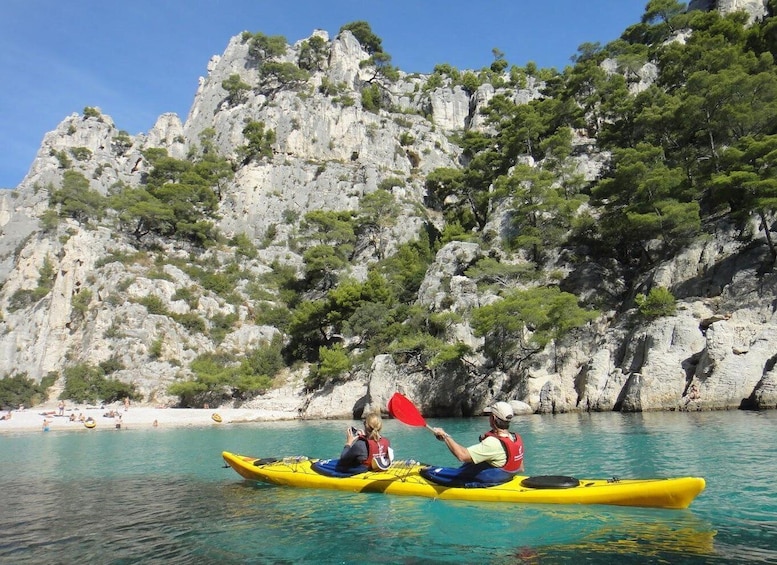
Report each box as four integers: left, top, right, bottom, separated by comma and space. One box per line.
0, 1, 647, 189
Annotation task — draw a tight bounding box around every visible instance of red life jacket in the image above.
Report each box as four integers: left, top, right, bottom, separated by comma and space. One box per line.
482, 430, 524, 472
364, 437, 392, 470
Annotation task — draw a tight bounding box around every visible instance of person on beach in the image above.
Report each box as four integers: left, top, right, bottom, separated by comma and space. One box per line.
431, 401, 524, 473
58, 400, 65, 416
42, 418, 50, 432
338, 412, 393, 470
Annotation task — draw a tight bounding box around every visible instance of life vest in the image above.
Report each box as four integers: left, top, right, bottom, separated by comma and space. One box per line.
481, 430, 524, 472
364, 437, 392, 470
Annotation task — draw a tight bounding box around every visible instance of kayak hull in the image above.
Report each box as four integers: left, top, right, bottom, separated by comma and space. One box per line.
221, 451, 705, 509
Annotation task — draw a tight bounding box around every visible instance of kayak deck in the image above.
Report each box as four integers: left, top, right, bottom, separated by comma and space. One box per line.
221, 451, 705, 509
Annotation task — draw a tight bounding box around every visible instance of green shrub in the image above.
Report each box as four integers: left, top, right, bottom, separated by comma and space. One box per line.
377, 177, 406, 191
230, 232, 258, 259
39, 209, 60, 232
61, 363, 138, 404
172, 286, 199, 309
169, 339, 282, 407
244, 335, 285, 378
49, 170, 106, 223
52, 149, 72, 169
99, 356, 126, 374
334, 95, 355, 107
262, 224, 278, 247
0, 373, 53, 409
147, 268, 173, 281
104, 320, 126, 339
117, 277, 134, 292
237, 120, 276, 164
138, 295, 168, 315
282, 208, 299, 224
245, 282, 275, 301
112, 131, 133, 155
361, 84, 382, 113
222, 73, 252, 105
209, 312, 238, 344
461, 71, 480, 94
254, 304, 291, 330
173, 312, 207, 333
38, 255, 56, 288
98, 378, 139, 404
167, 379, 209, 407
149, 337, 164, 359
319, 77, 343, 96
70, 147, 92, 161
71, 289, 93, 317
319, 344, 351, 377
8, 255, 59, 311
635, 287, 677, 319
95, 251, 147, 268
399, 132, 415, 146
83, 106, 102, 119
305, 344, 352, 390
198, 271, 232, 295
7, 288, 48, 312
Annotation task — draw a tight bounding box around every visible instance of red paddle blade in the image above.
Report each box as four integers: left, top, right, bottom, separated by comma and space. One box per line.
388, 392, 427, 427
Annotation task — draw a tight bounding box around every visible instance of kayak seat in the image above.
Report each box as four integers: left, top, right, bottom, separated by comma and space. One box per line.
311, 459, 368, 478
420, 464, 515, 488
520, 475, 580, 489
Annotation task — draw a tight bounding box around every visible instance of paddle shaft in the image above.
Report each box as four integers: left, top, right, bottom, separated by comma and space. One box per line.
426, 424, 451, 442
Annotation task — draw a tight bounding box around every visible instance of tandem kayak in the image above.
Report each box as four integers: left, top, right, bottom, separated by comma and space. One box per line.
221, 451, 705, 509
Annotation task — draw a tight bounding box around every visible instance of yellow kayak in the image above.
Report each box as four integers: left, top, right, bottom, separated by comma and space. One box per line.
221, 451, 705, 509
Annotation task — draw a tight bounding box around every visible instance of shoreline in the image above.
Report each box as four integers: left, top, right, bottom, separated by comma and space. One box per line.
0, 403, 300, 434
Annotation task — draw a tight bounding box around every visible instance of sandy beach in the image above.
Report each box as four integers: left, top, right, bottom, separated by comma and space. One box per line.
0, 402, 298, 434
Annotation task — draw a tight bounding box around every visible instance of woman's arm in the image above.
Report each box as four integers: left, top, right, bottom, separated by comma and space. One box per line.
339, 437, 368, 466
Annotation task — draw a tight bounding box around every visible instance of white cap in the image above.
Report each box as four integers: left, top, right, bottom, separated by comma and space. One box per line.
485, 401, 513, 422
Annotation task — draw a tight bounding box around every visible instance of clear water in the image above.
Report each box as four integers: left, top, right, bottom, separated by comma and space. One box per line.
0, 410, 775, 564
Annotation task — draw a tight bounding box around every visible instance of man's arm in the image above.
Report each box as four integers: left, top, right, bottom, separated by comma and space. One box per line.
432, 427, 473, 463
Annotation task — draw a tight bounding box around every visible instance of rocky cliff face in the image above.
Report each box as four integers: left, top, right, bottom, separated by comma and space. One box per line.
689, 0, 769, 23
1, 13, 777, 418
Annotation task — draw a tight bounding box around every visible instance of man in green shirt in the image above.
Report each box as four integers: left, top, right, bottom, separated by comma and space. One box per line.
431, 401, 524, 472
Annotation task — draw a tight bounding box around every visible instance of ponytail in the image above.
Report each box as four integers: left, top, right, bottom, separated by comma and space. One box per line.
364, 412, 383, 441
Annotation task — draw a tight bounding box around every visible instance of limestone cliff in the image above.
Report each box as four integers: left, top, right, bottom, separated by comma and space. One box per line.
1, 9, 777, 418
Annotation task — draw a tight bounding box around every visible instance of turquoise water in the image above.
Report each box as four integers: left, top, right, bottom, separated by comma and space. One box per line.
0, 410, 775, 564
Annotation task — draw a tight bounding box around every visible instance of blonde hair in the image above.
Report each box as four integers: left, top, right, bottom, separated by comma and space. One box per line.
364, 412, 383, 441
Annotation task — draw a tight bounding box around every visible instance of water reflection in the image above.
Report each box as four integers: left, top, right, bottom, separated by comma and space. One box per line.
530, 510, 716, 563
